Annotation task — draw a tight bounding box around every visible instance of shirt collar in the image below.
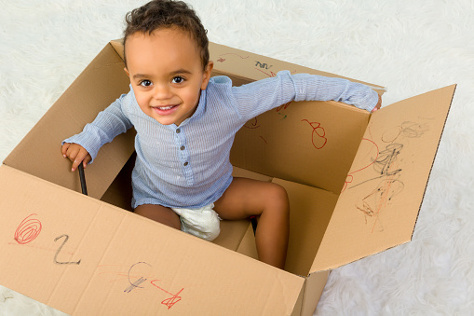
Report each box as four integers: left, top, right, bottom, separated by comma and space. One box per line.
177, 87, 207, 128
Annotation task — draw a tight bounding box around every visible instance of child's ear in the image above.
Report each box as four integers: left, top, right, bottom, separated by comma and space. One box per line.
124, 67, 130, 77
200, 61, 214, 90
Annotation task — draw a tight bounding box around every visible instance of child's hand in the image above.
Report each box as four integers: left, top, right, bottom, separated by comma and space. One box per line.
61, 143, 92, 172
371, 94, 382, 112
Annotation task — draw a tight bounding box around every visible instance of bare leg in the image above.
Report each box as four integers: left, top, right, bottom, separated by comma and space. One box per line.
214, 177, 289, 269
134, 204, 181, 230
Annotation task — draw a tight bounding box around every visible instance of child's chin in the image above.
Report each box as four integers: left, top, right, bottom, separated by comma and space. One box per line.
154, 117, 176, 125
146, 113, 177, 125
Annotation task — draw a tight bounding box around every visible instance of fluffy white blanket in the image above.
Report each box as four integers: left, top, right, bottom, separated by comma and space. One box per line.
1, 1, 473, 315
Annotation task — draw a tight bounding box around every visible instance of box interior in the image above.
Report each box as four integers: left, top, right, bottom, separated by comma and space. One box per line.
94, 41, 372, 277
1, 39, 455, 315
3, 40, 373, 277
101, 156, 343, 276
5, 39, 454, 279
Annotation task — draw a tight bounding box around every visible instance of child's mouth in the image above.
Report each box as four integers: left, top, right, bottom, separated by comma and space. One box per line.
152, 104, 178, 114
158, 105, 175, 110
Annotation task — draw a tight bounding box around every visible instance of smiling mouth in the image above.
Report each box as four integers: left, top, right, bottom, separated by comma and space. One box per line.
151, 104, 180, 114
154, 105, 177, 110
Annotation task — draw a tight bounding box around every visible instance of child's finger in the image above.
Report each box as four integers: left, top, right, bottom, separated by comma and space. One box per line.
371, 95, 382, 112
72, 159, 81, 172
61, 143, 70, 157
376, 95, 382, 109
66, 146, 79, 161
74, 149, 92, 171
71, 149, 85, 171
82, 154, 92, 169
73, 156, 85, 171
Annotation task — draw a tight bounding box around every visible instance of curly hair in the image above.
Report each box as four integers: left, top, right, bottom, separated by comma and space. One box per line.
123, 0, 209, 70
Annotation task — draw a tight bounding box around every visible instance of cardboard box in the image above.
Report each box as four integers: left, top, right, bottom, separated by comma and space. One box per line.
0, 40, 455, 315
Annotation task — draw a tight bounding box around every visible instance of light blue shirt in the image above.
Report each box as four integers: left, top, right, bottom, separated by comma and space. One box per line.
64, 70, 378, 209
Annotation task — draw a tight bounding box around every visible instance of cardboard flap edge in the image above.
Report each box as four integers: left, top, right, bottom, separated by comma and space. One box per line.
310, 84, 456, 273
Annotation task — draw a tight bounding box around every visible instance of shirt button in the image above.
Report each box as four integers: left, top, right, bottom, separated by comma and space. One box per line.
183, 162, 189, 166
176, 128, 181, 133
180, 145, 185, 150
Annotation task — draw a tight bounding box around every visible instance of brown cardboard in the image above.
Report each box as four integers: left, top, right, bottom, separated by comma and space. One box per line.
311, 85, 456, 272
3, 43, 134, 200
0, 40, 455, 315
0, 165, 304, 315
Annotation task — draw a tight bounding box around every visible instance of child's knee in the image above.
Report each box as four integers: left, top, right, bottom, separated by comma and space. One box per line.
266, 183, 289, 212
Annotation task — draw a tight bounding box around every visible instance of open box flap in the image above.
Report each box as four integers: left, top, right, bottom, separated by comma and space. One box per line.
3, 43, 133, 199
0, 165, 304, 315
311, 85, 456, 272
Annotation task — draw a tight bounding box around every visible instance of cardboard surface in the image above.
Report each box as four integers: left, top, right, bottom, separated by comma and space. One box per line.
312, 85, 455, 272
0, 165, 304, 315
231, 101, 370, 193
276, 179, 338, 276
207, 42, 386, 89
3, 43, 134, 200
0, 39, 455, 315
301, 271, 330, 316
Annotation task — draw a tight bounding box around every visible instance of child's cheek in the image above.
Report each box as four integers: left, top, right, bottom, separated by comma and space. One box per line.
135, 94, 150, 115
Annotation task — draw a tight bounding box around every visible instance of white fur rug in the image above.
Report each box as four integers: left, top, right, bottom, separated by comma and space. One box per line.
1, 1, 473, 315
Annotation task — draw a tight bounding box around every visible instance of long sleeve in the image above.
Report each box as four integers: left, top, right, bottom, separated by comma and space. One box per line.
62, 93, 133, 162
231, 70, 379, 121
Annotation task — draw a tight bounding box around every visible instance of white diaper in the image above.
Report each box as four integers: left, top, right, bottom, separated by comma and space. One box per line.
171, 203, 221, 241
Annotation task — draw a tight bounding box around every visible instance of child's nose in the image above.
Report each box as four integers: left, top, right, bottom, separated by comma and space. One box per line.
152, 83, 172, 100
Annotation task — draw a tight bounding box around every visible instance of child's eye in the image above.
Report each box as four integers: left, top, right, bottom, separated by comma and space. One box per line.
139, 80, 152, 87
172, 76, 185, 84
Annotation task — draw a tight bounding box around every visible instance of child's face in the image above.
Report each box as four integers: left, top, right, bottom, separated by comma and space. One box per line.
124, 28, 213, 126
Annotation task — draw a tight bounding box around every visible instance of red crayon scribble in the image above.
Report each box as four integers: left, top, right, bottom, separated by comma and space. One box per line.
243, 117, 260, 129
14, 213, 42, 244
342, 138, 379, 192
99, 263, 185, 310
217, 57, 225, 63
97, 264, 154, 283
302, 119, 327, 149
275, 102, 291, 113
255, 68, 277, 77
151, 280, 184, 310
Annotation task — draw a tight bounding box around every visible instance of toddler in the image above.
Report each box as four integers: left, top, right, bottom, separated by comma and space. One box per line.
62, 0, 381, 269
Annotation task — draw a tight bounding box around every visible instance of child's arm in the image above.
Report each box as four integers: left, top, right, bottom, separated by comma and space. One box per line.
232, 70, 381, 119
61, 93, 133, 171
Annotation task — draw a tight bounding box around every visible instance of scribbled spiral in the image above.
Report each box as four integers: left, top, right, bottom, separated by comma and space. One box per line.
14, 214, 42, 244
